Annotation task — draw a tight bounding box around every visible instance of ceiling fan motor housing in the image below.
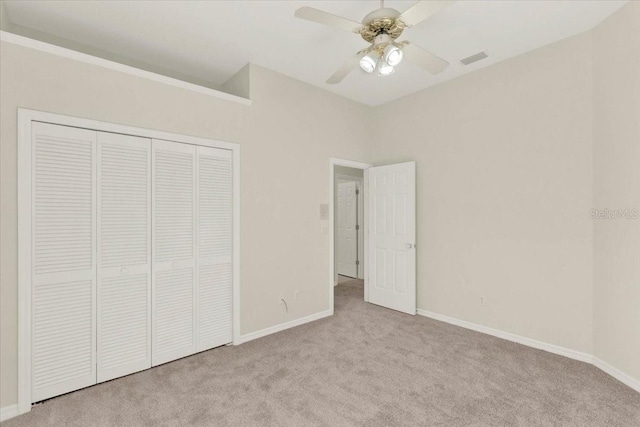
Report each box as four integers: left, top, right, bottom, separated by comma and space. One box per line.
359, 8, 405, 43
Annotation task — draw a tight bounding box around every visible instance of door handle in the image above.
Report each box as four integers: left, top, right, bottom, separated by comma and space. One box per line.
406, 243, 414, 249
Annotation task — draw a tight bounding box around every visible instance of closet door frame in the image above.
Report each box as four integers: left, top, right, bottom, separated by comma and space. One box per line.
17, 108, 241, 417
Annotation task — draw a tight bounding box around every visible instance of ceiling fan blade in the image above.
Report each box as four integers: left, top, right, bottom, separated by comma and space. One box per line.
402, 43, 449, 75
295, 6, 363, 33
398, 0, 454, 27
326, 54, 363, 85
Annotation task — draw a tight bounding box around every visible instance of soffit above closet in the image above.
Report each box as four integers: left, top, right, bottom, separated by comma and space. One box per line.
2, 0, 627, 106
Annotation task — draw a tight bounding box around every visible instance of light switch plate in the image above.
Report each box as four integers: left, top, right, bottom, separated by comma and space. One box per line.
319, 203, 329, 220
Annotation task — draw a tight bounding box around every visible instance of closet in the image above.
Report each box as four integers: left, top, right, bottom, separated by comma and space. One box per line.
28, 121, 234, 403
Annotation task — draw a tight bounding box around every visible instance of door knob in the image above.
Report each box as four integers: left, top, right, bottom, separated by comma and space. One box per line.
406, 243, 414, 249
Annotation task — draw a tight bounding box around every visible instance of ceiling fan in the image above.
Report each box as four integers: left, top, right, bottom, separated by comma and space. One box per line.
294, 0, 453, 84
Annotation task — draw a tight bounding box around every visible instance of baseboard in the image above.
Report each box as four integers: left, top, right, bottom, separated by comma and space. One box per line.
417, 309, 593, 363
417, 309, 640, 394
237, 309, 332, 344
593, 357, 640, 393
0, 404, 19, 422
1, 313, 635, 424
0, 311, 332, 421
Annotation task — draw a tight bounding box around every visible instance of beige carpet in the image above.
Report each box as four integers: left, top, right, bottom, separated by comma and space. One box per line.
4, 279, 640, 426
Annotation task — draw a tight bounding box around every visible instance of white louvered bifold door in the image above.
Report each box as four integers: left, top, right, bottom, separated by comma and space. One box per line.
151, 139, 197, 366
196, 147, 233, 352
97, 132, 152, 382
31, 122, 97, 402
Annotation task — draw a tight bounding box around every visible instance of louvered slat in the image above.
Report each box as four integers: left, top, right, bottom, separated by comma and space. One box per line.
96, 132, 151, 382
99, 274, 149, 370
100, 141, 148, 268
31, 122, 96, 403
154, 150, 194, 262
197, 264, 232, 349
34, 132, 93, 275
152, 140, 196, 366
198, 154, 232, 258
196, 147, 233, 351
154, 269, 194, 352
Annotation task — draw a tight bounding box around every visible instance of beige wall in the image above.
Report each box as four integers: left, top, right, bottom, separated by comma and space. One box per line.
2, 1, 639, 409
370, 32, 595, 354
0, 43, 371, 406
592, 1, 640, 382
222, 63, 250, 99
238, 65, 371, 333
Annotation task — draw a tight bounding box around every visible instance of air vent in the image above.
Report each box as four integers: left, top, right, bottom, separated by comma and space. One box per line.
461, 51, 488, 66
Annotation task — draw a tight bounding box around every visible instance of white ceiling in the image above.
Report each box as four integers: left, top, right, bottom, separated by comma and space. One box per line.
3, 0, 627, 106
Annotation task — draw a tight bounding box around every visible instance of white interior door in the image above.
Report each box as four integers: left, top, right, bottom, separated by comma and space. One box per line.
356, 181, 364, 280
196, 146, 233, 351
367, 162, 416, 315
337, 181, 358, 278
152, 139, 197, 366
97, 132, 152, 382
30, 122, 97, 402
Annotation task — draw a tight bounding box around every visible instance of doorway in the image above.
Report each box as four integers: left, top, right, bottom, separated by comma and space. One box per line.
329, 158, 372, 313
329, 158, 417, 316
336, 169, 364, 280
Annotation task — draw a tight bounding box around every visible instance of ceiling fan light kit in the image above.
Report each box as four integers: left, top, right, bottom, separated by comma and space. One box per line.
358, 34, 403, 76
377, 60, 395, 77
359, 53, 378, 74
384, 44, 404, 67
294, 0, 453, 84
